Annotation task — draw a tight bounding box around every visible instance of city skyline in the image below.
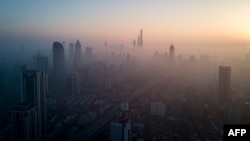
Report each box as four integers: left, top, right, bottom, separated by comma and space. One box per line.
0, 1, 249, 49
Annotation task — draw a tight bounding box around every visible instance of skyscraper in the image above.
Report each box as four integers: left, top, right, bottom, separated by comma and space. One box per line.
75, 40, 82, 69
69, 43, 75, 65
85, 47, 93, 64
21, 69, 46, 137
67, 72, 80, 95
33, 53, 49, 96
110, 103, 131, 141
218, 66, 231, 102
136, 29, 143, 48
52, 42, 66, 94
33, 53, 49, 73
10, 104, 38, 141
169, 43, 175, 60
53, 42, 65, 73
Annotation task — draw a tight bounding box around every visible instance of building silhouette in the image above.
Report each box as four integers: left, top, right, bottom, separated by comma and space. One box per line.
69, 43, 75, 70
21, 69, 46, 138
33, 53, 49, 73
10, 104, 38, 141
137, 29, 143, 48
85, 47, 93, 64
53, 42, 65, 73
218, 66, 231, 102
140, 29, 143, 47
52, 42, 66, 94
75, 40, 82, 70
169, 43, 175, 61
150, 102, 166, 118
67, 72, 80, 95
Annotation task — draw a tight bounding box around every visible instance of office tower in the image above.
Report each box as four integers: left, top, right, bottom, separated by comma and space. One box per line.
33, 53, 49, 96
75, 40, 82, 69
33, 53, 49, 73
150, 102, 166, 118
67, 72, 80, 95
85, 47, 93, 64
53, 42, 65, 73
10, 104, 38, 141
110, 103, 131, 141
69, 43, 75, 66
169, 43, 175, 60
218, 66, 231, 102
21, 69, 46, 137
133, 40, 136, 48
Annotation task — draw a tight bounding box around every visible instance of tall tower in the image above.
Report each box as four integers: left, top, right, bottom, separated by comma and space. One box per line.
169, 43, 175, 60
75, 40, 82, 69
218, 66, 231, 102
140, 29, 143, 47
21, 69, 46, 138
53, 42, 65, 73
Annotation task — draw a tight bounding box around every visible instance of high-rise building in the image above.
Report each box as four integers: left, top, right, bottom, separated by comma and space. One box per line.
21, 69, 46, 137
33, 53, 49, 96
218, 66, 231, 102
150, 102, 165, 118
10, 104, 38, 141
136, 29, 143, 48
75, 40, 82, 69
140, 29, 143, 47
53, 42, 65, 73
33, 53, 49, 73
110, 119, 131, 141
169, 44, 175, 60
85, 47, 93, 64
110, 103, 131, 141
67, 72, 80, 95
69, 43, 75, 67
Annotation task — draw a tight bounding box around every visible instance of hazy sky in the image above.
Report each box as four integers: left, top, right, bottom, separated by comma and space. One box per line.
0, 0, 249, 48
